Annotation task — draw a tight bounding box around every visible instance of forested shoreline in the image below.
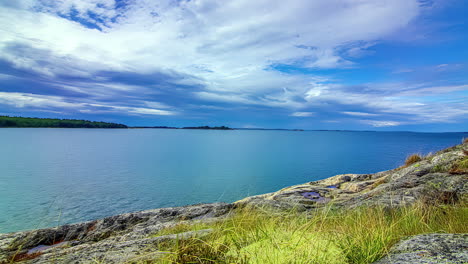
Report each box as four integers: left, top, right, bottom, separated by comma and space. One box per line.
0, 116, 128, 128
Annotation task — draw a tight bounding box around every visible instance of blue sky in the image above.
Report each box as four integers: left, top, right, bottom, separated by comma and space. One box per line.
0, 0, 467, 131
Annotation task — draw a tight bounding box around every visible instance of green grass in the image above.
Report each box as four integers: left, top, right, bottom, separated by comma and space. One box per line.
133, 202, 467, 264
449, 156, 468, 174
151, 222, 213, 237
431, 155, 468, 174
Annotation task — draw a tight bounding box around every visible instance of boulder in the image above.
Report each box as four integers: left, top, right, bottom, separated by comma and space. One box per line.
374, 233, 468, 264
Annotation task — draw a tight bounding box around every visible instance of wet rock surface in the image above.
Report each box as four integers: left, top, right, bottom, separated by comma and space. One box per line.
1, 142, 467, 263
374, 233, 468, 264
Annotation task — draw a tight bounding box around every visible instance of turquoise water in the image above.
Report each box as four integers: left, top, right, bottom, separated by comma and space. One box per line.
0, 128, 466, 233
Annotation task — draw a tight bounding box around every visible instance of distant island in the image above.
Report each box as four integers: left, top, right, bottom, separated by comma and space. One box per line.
130, 126, 233, 130
0, 116, 127, 128
0, 116, 236, 130
0, 116, 317, 131
130, 126, 178, 129
182, 126, 233, 130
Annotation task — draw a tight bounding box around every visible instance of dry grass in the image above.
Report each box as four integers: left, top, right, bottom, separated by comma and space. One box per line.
404, 154, 422, 166
370, 177, 388, 189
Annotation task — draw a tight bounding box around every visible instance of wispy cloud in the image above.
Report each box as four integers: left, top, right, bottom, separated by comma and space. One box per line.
0, 92, 175, 116
362, 120, 402, 127
290, 112, 314, 117
342, 111, 379, 117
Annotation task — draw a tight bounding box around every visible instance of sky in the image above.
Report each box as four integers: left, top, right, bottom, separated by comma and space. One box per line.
0, 0, 467, 131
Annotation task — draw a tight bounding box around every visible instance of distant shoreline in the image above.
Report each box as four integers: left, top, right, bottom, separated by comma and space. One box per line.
0, 116, 127, 129
2, 127, 466, 133
1, 116, 466, 133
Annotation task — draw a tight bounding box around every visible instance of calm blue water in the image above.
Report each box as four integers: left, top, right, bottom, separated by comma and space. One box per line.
0, 129, 466, 233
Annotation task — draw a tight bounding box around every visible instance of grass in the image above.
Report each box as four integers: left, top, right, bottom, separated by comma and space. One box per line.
404, 154, 422, 167
430, 148, 468, 174
370, 176, 388, 189
151, 222, 213, 237
449, 156, 468, 174
133, 202, 467, 264
431, 164, 449, 173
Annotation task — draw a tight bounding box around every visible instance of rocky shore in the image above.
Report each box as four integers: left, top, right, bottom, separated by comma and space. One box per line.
1, 141, 467, 263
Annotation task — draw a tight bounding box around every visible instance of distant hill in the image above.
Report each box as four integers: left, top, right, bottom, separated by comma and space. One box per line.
0, 116, 127, 128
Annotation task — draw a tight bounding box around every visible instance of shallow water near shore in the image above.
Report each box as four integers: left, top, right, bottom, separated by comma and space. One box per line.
0, 128, 466, 233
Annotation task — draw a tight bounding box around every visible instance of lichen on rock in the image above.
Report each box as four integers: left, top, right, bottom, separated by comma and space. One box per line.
374, 233, 468, 264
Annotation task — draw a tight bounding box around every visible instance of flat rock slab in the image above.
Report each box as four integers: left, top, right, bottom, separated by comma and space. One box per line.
0, 203, 233, 264
374, 233, 468, 264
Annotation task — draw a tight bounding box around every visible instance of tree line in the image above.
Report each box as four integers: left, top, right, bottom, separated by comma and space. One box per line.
0, 116, 128, 128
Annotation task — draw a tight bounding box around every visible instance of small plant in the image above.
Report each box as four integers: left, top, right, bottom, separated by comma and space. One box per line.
405, 154, 422, 166
431, 164, 448, 173
449, 157, 468, 174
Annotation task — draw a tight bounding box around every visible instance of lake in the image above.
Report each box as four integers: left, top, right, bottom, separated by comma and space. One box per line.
0, 128, 466, 233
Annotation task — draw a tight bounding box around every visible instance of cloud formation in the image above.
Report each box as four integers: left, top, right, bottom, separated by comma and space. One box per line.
0, 92, 175, 116
0, 0, 467, 130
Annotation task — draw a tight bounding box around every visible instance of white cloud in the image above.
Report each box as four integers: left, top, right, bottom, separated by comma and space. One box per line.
0, 92, 175, 116
0, 92, 74, 108
395, 84, 468, 96
342, 111, 379, 117
290, 112, 314, 117
0, 73, 17, 80
196, 89, 305, 108
0, 0, 420, 91
362, 120, 401, 127
90, 104, 174, 116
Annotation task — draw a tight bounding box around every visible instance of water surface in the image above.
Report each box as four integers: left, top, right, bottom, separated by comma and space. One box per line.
0, 129, 465, 233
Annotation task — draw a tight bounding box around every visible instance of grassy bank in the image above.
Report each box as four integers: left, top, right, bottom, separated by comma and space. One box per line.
143, 202, 467, 264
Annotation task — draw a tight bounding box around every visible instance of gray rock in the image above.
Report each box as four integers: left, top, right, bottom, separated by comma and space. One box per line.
0, 203, 233, 263
341, 175, 352, 182
374, 233, 468, 264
